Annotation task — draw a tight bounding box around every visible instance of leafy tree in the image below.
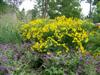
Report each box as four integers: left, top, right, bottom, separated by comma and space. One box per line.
0, 0, 24, 15
48, 0, 81, 18
31, 5, 39, 19
34, 0, 81, 18
87, 0, 93, 18
0, 0, 8, 14
0, 0, 4, 3
93, 0, 100, 5
36, 0, 48, 18
92, 1, 100, 22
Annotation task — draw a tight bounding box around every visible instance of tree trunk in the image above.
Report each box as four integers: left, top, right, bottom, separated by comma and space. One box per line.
42, 0, 48, 18
89, 0, 92, 18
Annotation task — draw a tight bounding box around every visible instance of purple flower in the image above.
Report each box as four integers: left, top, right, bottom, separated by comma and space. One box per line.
2, 56, 8, 62
85, 61, 91, 64
13, 54, 18, 60
0, 66, 11, 75
32, 51, 36, 55
0, 66, 7, 71
42, 53, 54, 59
43, 55, 49, 58
5, 74, 10, 75
96, 67, 100, 73
79, 56, 83, 61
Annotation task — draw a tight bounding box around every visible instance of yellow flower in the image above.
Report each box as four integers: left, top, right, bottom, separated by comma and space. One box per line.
20, 16, 88, 54
22, 24, 29, 29
47, 52, 51, 55
26, 32, 31, 39
57, 51, 62, 55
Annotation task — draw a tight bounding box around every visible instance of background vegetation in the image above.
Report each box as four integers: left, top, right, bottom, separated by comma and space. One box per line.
0, 0, 100, 75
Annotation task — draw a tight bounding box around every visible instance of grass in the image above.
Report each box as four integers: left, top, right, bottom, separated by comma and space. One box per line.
0, 13, 22, 44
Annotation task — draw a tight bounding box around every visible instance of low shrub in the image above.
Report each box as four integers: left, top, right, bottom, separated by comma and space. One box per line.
39, 52, 97, 75
87, 29, 100, 56
0, 44, 38, 75
20, 16, 89, 54
0, 44, 99, 75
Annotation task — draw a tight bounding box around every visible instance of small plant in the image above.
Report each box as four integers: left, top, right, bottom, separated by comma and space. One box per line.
42, 66, 64, 75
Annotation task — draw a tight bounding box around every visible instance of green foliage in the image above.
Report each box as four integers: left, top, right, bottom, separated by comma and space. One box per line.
0, 43, 99, 75
0, 0, 3, 3
16, 9, 28, 23
0, 14, 22, 44
92, 1, 100, 22
0, 2, 8, 14
0, 0, 15, 14
0, 1, 99, 75
48, 0, 81, 18
42, 66, 64, 75
31, 6, 39, 19
34, 0, 81, 18
0, 44, 37, 75
80, 20, 100, 56
93, 0, 100, 5
84, 63, 97, 75
39, 52, 97, 75
87, 29, 100, 55
81, 20, 95, 32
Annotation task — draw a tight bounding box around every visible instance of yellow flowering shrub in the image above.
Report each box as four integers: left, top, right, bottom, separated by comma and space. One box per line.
20, 16, 89, 54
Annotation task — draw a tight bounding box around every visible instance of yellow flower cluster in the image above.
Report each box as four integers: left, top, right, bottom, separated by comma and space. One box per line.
20, 19, 46, 40
20, 16, 89, 54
